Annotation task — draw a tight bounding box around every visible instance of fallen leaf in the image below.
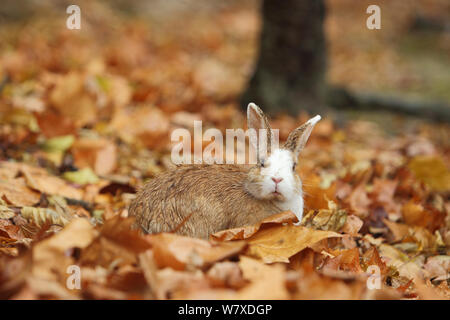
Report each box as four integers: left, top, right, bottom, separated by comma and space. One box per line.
32, 218, 97, 280
49, 72, 98, 127
71, 137, 117, 175
147, 233, 246, 270
79, 216, 151, 268
237, 256, 289, 299
246, 225, 342, 263
341, 214, 363, 236
0, 249, 32, 299
423, 256, 450, 281
21, 206, 71, 228
0, 178, 40, 206
206, 261, 246, 289
63, 168, 99, 185
211, 211, 297, 241
301, 203, 347, 232
323, 248, 364, 273
21, 164, 83, 199
362, 246, 389, 275
348, 184, 371, 218
42, 135, 75, 153
139, 250, 209, 299
408, 156, 450, 192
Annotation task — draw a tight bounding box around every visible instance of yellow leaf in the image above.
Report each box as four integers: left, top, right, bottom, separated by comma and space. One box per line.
247, 225, 341, 263
408, 156, 450, 192
42, 135, 75, 152
63, 168, 99, 185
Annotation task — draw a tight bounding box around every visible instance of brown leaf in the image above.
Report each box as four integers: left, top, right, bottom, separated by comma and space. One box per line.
80, 216, 151, 268
146, 233, 246, 270
362, 246, 389, 275
323, 248, 364, 274
36, 110, 77, 138
109, 106, 170, 150
246, 225, 342, 263
341, 214, 363, 236
408, 156, 450, 192
301, 203, 347, 232
302, 172, 337, 210
32, 218, 96, 281
348, 184, 371, 218
139, 250, 209, 299
0, 248, 31, 299
0, 178, 40, 206
0, 220, 24, 241
371, 178, 400, 215
237, 256, 289, 299
211, 211, 297, 241
423, 255, 450, 281
206, 261, 246, 289
71, 138, 117, 175
21, 165, 83, 199
49, 72, 97, 127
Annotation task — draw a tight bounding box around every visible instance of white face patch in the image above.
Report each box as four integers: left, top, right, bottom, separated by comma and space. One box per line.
259, 149, 301, 202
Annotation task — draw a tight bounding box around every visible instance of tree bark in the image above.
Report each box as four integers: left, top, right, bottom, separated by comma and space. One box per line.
241, 0, 327, 115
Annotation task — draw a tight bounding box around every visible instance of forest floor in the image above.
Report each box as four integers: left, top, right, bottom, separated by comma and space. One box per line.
0, 0, 449, 299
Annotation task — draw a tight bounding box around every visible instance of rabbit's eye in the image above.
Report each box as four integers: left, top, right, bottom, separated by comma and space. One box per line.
292, 163, 297, 171
260, 160, 265, 168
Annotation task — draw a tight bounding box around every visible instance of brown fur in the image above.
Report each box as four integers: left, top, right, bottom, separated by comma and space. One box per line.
129, 164, 281, 239
284, 122, 308, 154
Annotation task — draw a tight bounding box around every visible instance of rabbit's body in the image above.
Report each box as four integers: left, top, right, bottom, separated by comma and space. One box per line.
129, 103, 320, 239
130, 164, 289, 239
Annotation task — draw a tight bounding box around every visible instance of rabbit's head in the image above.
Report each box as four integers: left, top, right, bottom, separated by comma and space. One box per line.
245, 103, 321, 203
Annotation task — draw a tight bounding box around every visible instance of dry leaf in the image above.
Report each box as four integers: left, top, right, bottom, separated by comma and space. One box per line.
71, 138, 117, 175
21, 207, 71, 228
423, 256, 450, 281
246, 225, 342, 263
341, 214, 363, 235
0, 178, 40, 206
237, 256, 289, 299
408, 156, 450, 192
79, 216, 151, 268
22, 166, 83, 199
211, 211, 297, 241
147, 233, 246, 270
50, 72, 97, 127
32, 218, 97, 281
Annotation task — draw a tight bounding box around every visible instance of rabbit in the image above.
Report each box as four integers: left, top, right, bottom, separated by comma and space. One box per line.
129, 103, 321, 239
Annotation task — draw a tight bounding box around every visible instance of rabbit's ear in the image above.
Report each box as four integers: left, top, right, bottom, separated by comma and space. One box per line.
247, 103, 273, 162
284, 115, 321, 158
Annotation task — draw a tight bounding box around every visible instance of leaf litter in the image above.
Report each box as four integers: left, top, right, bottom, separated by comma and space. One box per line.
0, 1, 449, 300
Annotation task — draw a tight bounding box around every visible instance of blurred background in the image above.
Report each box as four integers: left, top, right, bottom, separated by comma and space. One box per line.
1, 0, 449, 119
0, 0, 449, 177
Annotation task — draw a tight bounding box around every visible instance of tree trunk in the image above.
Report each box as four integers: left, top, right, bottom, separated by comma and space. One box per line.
241, 0, 327, 115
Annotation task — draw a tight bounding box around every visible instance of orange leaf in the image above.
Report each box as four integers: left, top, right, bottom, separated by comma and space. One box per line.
211, 211, 297, 241
146, 233, 246, 270
246, 225, 341, 263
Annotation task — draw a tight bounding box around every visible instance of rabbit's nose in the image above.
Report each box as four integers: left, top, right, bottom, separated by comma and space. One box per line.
272, 177, 283, 184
